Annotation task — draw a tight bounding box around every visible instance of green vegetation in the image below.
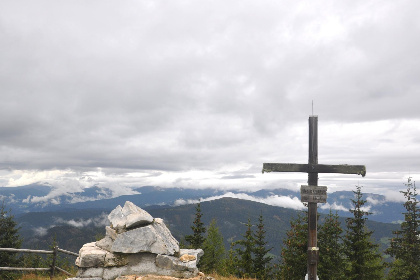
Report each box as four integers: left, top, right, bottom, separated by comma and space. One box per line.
234, 219, 255, 277
253, 214, 273, 280
318, 210, 346, 280
185, 202, 206, 249
199, 219, 226, 273
277, 211, 307, 280
386, 178, 420, 280
343, 185, 384, 279
0, 201, 23, 280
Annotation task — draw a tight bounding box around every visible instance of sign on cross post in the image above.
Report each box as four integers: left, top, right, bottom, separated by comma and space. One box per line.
262, 116, 366, 280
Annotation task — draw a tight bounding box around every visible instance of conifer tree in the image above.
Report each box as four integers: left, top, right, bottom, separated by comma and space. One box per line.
253, 213, 273, 280
235, 218, 255, 278
278, 211, 308, 280
200, 219, 225, 274
343, 185, 384, 280
386, 177, 420, 280
185, 202, 206, 249
0, 201, 23, 280
318, 209, 346, 280
221, 242, 239, 277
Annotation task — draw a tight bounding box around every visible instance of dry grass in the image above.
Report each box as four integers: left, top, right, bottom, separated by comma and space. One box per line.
18, 273, 256, 280
207, 274, 256, 280
18, 273, 71, 280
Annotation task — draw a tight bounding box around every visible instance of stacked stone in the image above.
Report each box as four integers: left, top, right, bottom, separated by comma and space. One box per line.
67, 201, 203, 280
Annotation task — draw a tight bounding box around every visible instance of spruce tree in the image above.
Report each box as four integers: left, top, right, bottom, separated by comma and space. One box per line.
235, 218, 255, 278
199, 219, 225, 274
343, 185, 384, 280
221, 242, 240, 276
0, 201, 23, 280
185, 202, 206, 249
386, 177, 420, 280
318, 209, 346, 280
253, 213, 273, 280
278, 211, 308, 280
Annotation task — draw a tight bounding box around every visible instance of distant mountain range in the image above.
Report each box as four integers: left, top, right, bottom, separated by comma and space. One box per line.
16, 197, 399, 261
1, 184, 406, 224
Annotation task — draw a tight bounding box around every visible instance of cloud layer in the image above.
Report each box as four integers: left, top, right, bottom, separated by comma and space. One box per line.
1, 0, 420, 195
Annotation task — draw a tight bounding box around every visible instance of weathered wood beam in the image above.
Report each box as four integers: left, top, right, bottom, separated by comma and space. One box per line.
0, 267, 50, 271
0, 248, 53, 254
57, 248, 79, 256
262, 163, 366, 177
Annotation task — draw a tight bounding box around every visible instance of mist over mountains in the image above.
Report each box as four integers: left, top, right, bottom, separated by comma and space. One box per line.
1, 184, 406, 224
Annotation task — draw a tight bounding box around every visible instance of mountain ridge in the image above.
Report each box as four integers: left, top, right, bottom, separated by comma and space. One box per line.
2, 184, 406, 223
16, 197, 399, 260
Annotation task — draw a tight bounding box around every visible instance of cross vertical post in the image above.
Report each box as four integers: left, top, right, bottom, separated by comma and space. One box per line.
308, 116, 318, 279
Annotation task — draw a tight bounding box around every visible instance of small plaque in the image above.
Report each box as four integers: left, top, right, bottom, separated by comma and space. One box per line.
301, 185, 327, 203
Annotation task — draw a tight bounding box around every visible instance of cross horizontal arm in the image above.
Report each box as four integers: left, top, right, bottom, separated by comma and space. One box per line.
262, 163, 366, 177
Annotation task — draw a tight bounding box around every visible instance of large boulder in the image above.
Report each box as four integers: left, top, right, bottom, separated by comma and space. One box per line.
111, 218, 179, 255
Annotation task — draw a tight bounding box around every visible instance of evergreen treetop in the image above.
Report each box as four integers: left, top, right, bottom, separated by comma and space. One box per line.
386, 177, 420, 280
0, 201, 23, 280
199, 218, 225, 274
278, 211, 308, 280
234, 218, 255, 278
343, 185, 384, 280
185, 202, 206, 249
253, 213, 273, 280
318, 209, 346, 280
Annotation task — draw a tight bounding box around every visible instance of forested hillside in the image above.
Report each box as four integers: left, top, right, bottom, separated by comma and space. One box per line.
17, 197, 399, 259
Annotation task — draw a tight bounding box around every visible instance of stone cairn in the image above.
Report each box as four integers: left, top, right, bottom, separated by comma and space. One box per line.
67, 201, 208, 280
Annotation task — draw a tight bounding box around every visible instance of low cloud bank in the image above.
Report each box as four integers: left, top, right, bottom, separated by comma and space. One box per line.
174, 192, 306, 210
32, 213, 109, 236
22, 184, 139, 205
319, 202, 348, 212
53, 213, 109, 228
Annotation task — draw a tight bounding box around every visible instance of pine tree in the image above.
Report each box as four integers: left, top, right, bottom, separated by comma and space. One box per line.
253, 213, 273, 280
343, 185, 384, 280
0, 201, 23, 280
278, 211, 308, 280
235, 218, 256, 278
386, 177, 420, 280
318, 209, 346, 280
221, 242, 239, 277
185, 202, 206, 249
199, 219, 225, 274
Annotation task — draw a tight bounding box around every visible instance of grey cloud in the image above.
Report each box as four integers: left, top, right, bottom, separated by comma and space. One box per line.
0, 0, 419, 194
221, 175, 256, 180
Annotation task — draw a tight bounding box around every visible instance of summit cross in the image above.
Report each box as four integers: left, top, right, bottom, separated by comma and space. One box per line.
262, 115, 366, 280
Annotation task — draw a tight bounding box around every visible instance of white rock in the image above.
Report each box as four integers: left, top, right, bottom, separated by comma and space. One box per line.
108, 205, 126, 229
96, 236, 113, 251
76, 242, 107, 268
111, 219, 179, 255
76, 267, 104, 278
155, 254, 199, 273
108, 202, 154, 231
123, 201, 154, 229
105, 226, 117, 240
104, 252, 128, 267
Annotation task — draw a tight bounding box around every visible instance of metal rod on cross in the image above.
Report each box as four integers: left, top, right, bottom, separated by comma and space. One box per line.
262, 115, 366, 280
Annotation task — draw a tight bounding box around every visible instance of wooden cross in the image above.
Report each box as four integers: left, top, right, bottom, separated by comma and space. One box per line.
262, 116, 366, 280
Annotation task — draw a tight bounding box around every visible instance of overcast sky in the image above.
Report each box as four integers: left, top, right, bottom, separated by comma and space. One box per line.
1, 0, 419, 200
